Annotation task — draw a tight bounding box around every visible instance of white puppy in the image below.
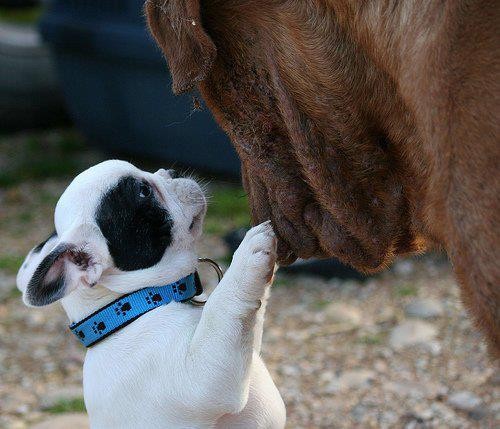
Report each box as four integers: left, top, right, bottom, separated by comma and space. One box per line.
17, 160, 286, 429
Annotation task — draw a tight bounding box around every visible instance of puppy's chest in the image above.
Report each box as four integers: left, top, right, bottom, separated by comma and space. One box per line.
83, 305, 201, 411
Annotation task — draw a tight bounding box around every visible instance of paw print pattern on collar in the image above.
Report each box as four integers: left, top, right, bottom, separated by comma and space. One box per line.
69, 273, 200, 347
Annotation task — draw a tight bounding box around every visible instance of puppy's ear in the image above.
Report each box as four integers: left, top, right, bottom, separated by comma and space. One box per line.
18, 226, 108, 307
145, 0, 216, 94
17, 231, 59, 295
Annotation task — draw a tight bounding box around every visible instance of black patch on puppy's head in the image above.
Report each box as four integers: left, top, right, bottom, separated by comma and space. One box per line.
96, 176, 173, 271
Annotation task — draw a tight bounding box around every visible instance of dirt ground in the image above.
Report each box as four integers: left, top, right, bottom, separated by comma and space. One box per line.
0, 131, 498, 428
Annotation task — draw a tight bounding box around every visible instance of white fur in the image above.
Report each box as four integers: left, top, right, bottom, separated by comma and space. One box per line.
17, 161, 285, 429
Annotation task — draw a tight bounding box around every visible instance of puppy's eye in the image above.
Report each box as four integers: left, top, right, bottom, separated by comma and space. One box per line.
139, 182, 152, 198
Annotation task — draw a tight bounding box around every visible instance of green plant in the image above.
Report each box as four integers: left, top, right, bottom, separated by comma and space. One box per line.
0, 7, 42, 24
204, 186, 250, 235
395, 283, 418, 297
0, 255, 24, 274
0, 130, 90, 188
45, 398, 86, 414
312, 299, 331, 310
358, 333, 384, 345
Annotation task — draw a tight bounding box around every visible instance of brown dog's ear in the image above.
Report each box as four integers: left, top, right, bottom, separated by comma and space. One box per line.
145, 0, 217, 94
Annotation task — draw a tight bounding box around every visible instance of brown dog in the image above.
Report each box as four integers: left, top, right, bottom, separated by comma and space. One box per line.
145, 1, 499, 357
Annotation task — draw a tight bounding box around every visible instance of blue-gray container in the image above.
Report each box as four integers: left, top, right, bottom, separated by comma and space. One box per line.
39, 0, 240, 176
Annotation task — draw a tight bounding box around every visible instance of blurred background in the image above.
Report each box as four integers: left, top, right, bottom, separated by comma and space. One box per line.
0, 1, 498, 428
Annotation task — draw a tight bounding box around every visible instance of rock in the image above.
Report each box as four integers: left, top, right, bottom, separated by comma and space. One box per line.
374, 306, 395, 323
1, 389, 38, 414
7, 421, 26, 429
350, 403, 368, 423
405, 298, 444, 319
420, 340, 442, 356
322, 302, 362, 326
417, 408, 435, 420
30, 413, 88, 429
40, 385, 84, 410
384, 380, 447, 400
447, 390, 482, 412
374, 359, 388, 373
324, 369, 375, 393
379, 411, 398, 426
15, 404, 29, 415
384, 381, 417, 398
490, 401, 500, 420
280, 364, 300, 377
468, 406, 488, 421
429, 402, 457, 422
389, 321, 438, 349
393, 259, 415, 276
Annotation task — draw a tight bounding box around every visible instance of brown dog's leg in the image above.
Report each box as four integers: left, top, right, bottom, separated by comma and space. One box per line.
445, 105, 500, 358
453, 259, 500, 360
445, 1, 500, 358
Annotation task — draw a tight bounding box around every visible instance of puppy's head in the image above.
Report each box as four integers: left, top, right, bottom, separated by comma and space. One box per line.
17, 160, 206, 306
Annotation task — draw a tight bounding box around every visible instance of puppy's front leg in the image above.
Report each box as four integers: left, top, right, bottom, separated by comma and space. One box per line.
188, 221, 276, 416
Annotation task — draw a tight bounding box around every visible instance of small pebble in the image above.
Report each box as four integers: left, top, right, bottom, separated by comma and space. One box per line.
389, 320, 438, 349
405, 298, 444, 319
322, 302, 362, 326
447, 390, 482, 412
324, 369, 375, 393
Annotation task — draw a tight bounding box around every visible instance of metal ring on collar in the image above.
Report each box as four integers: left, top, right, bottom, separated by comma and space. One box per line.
189, 258, 224, 306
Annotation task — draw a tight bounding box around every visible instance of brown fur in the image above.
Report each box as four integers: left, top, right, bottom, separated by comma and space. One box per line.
145, 0, 499, 357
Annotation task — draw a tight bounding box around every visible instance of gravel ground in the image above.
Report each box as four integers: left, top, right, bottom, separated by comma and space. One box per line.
0, 131, 498, 428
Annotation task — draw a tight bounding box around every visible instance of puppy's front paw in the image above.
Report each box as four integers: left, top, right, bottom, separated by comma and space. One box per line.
231, 221, 277, 300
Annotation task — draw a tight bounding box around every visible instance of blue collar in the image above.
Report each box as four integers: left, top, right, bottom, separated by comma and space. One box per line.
69, 273, 201, 348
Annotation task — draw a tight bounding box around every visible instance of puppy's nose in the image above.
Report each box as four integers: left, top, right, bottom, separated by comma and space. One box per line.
167, 169, 179, 179
155, 168, 179, 180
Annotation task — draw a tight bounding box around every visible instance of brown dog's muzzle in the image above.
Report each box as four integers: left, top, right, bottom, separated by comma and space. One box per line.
145, 0, 421, 271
